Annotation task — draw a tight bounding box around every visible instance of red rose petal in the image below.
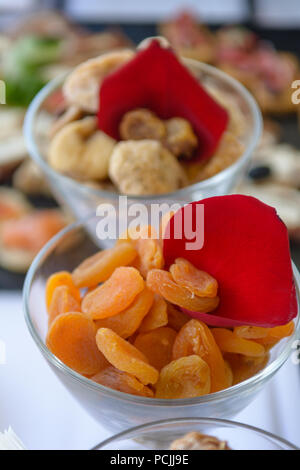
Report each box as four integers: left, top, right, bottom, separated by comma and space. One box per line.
163, 195, 298, 327
98, 40, 228, 160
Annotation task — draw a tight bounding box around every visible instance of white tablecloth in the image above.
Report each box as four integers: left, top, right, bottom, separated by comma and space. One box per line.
0, 292, 299, 450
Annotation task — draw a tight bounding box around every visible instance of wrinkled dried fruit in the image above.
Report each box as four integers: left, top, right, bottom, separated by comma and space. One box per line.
167, 303, 189, 331
46, 271, 81, 309
48, 285, 81, 325
164, 117, 198, 159
172, 319, 228, 392
139, 295, 168, 332
130, 225, 164, 278
155, 355, 211, 399
91, 366, 154, 397
233, 326, 268, 339
170, 258, 218, 298
253, 321, 295, 346
225, 353, 270, 385
119, 108, 166, 141
72, 241, 137, 288
134, 327, 177, 370
170, 431, 231, 450
96, 328, 159, 385
224, 360, 233, 388
46, 312, 108, 376
94, 288, 154, 338
82, 267, 144, 319
211, 328, 265, 357
147, 269, 219, 312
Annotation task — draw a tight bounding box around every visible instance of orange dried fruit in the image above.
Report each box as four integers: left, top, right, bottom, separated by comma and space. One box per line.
253, 321, 295, 346
167, 303, 189, 331
96, 328, 159, 385
147, 269, 219, 312
172, 319, 228, 393
48, 285, 81, 325
211, 328, 265, 357
139, 294, 168, 332
134, 327, 177, 371
46, 271, 81, 309
1, 209, 65, 252
82, 267, 144, 320
46, 312, 108, 376
155, 355, 211, 399
91, 366, 154, 397
233, 326, 268, 340
224, 360, 233, 388
170, 258, 218, 298
94, 288, 154, 338
225, 353, 269, 385
130, 225, 164, 278
72, 241, 137, 288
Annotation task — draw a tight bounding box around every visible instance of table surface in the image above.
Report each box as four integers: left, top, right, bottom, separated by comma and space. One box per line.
0, 292, 299, 450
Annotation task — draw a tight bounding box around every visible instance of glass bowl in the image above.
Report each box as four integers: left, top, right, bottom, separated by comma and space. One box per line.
24, 59, 262, 220
93, 417, 298, 450
23, 215, 300, 436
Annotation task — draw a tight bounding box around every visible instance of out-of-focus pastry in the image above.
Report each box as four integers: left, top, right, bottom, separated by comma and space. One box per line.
160, 11, 216, 63
0, 187, 32, 223
0, 209, 66, 272
215, 26, 300, 114
12, 159, 51, 196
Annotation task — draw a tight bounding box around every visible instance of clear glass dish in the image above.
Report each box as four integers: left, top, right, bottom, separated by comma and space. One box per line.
23, 215, 300, 436
93, 417, 298, 450
24, 59, 262, 219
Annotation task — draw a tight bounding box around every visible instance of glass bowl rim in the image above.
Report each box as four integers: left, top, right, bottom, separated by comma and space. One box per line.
92, 416, 299, 450
23, 58, 262, 202
23, 214, 300, 407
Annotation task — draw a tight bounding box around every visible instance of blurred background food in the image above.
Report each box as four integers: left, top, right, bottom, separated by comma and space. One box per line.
0, 0, 299, 287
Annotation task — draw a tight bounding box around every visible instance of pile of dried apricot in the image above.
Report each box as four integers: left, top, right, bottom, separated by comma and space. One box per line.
45, 225, 295, 399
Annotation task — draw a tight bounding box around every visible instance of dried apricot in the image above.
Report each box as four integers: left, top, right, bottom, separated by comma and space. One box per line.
96, 328, 159, 385
253, 321, 295, 346
172, 319, 228, 393
82, 267, 144, 320
130, 225, 164, 278
134, 327, 177, 370
46, 312, 108, 376
225, 353, 269, 385
167, 303, 189, 331
48, 285, 81, 325
72, 241, 137, 288
155, 355, 211, 399
139, 295, 168, 333
147, 269, 219, 312
46, 271, 81, 309
211, 328, 265, 357
91, 366, 154, 397
224, 360, 233, 388
94, 288, 154, 338
233, 326, 268, 340
170, 258, 218, 298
